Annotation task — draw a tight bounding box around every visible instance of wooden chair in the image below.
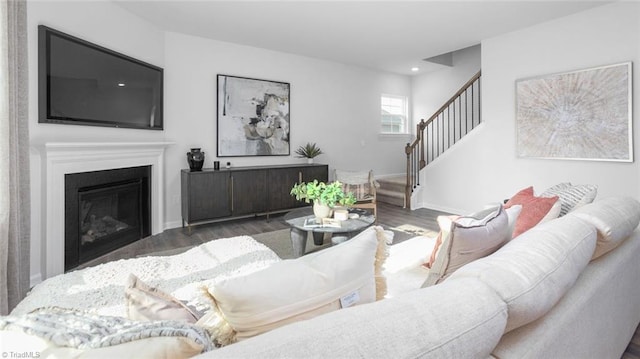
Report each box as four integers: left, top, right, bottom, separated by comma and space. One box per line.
334, 169, 379, 220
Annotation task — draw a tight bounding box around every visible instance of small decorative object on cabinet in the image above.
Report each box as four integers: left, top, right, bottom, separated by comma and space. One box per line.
295, 142, 323, 164
186, 148, 205, 171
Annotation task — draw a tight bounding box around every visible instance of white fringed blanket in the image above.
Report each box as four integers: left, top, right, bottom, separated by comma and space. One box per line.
1, 307, 214, 351
12, 236, 281, 317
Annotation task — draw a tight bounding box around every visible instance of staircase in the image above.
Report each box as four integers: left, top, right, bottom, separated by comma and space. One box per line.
376, 176, 406, 207
388, 71, 482, 209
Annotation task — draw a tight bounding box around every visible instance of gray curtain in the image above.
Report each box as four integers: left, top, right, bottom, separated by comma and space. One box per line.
0, 0, 30, 315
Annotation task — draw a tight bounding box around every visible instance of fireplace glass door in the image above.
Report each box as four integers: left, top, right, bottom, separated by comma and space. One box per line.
65, 165, 151, 271
78, 180, 142, 252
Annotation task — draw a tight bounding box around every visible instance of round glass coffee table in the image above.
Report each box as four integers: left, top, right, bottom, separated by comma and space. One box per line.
283, 207, 375, 257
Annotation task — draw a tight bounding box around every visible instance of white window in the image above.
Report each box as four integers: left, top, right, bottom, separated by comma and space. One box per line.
381, 94, 408, 134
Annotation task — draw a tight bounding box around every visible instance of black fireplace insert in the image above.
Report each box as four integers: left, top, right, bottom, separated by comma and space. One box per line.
65, 166, 151, 271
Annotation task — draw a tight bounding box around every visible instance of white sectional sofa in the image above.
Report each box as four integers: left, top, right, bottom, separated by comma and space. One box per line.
2, 196, 640, 358
198, 196, 640, 358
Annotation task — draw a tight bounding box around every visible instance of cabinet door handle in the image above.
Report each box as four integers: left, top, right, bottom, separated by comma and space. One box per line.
299, 171, 302, 183
230, 176, 234, 212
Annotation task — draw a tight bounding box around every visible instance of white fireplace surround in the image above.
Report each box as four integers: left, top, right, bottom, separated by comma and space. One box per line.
42, 142, 173, 279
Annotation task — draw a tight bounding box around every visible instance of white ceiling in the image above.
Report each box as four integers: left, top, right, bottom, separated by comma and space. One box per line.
113, 0, 611, 75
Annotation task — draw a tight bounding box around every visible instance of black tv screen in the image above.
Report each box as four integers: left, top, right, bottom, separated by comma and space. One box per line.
38, 25, 163, 130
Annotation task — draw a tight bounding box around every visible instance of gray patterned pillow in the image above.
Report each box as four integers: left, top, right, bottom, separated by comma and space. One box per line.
541, 183, 598, 216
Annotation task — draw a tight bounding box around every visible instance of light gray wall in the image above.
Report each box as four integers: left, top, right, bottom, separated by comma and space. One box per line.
412, 45, 481, 128
417, 2, 640, 214
26, 1, 411, 282
161, 31, 411, 227
27, 0, 167, 285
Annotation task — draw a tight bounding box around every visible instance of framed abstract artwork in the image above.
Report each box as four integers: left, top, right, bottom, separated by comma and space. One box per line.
217, 75, 290, 157
515, 62, 632, 162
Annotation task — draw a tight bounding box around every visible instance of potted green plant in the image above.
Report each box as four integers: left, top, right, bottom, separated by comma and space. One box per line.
295, 143, 323, 164
290, 180, 356, 218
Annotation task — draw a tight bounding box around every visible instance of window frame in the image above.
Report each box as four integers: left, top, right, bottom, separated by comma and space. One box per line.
380, 94, 409, 135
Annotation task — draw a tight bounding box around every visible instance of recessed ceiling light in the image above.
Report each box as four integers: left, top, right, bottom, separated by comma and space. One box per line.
411, 67, 420, 72
117, 83, 126, 87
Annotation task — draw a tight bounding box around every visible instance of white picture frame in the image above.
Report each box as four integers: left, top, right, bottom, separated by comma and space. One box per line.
515, 62, 633, 162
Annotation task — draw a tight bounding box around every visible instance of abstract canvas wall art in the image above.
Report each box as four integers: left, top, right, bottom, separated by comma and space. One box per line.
516, 62, 632, 162
217, 75, 290, 157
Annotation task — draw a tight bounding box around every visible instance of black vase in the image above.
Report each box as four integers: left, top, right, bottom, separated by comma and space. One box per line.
187, 148, 205, 171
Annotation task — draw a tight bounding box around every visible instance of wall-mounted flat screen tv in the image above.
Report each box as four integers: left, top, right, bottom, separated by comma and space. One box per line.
38, 25, 163, 130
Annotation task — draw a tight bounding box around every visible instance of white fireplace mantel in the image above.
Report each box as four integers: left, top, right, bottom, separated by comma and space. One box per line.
42, 141, 173, 279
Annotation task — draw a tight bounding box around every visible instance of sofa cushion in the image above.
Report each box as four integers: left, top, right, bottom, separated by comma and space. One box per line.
570, 196, 640, 259
505, 186, 560, 237
541, 182, 598, 216
200, 278, 508, 359
449, 215, 597, 333
492, 226, 640, 359
422, 204, 510, 287
203, 226, 389, 344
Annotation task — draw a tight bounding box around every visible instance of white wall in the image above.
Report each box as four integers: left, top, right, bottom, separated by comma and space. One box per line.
418, 2, 640, 214
410, 45, 481, 211
26, 1, 411, 282
27, 0, 166, 145
27, 0, 167, 284
412, 45, 481, 128
161, 32, 411, 228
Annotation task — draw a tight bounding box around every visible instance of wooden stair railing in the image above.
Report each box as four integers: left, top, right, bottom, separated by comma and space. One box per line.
404, 71, 481, 209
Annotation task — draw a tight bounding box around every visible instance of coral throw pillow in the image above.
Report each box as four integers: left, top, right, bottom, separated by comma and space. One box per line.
505, 186, 559, 238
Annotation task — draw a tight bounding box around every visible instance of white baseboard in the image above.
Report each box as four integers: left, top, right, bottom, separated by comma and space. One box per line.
164, 220, 183, 231
374, 172, 405, 180
30, 273, 42, 287
414, 201, 463, 215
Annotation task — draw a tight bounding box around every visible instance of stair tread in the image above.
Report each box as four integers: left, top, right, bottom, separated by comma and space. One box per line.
377, 176, 406, 185
377, 195, 405, 207
377, 189, 405, 198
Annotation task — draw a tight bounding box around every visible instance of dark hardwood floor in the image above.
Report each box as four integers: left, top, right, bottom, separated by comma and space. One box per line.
78, 202, 450, 269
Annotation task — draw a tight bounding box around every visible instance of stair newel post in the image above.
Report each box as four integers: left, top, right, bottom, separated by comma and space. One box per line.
404, 142, 413, 209
418, 119, 427, 169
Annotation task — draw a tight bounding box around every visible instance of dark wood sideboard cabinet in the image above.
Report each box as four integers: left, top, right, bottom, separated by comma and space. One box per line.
181, 164, 328, 229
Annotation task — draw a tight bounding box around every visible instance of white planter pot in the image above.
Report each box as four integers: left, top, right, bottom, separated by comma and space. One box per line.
313, 201, 332, 219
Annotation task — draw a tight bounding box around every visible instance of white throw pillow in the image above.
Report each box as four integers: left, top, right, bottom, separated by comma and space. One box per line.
203, 226, 389, 344
125, 274, 201, 323
422, 204, 510, 287
485, 203, 522, 243
505, 205, 522, 237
